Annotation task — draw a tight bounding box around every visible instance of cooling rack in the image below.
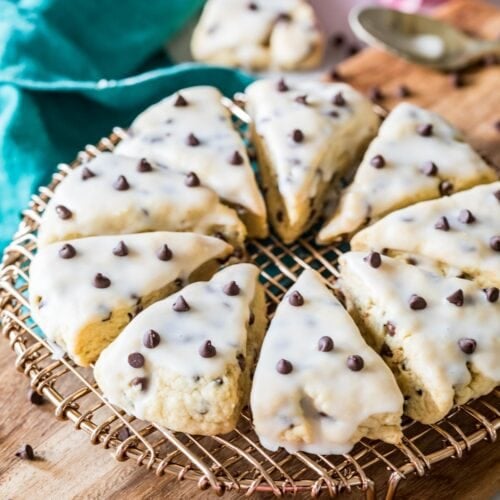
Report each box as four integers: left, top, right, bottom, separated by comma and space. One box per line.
0, 99, 499, 499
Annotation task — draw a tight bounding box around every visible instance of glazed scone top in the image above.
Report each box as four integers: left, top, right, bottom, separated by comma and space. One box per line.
251, 269, 403, 455
351, 182, 500, 287
37, 153, 246, 247
29, 232, 233, 351
245, 79, 379, 227
114, 86, 266, 224
191, 0, 323, 69
94, 263, 260, 418
317, 103, 496, 243
339, 252, 500, 399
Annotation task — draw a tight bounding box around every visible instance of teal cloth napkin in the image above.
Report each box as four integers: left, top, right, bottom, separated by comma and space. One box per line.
0, 0, 254, 252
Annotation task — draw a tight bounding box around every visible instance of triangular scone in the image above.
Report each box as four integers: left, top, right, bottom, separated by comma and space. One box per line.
94, 263, 267, 436
114, 86, 267, 238
251, 269, 403, 454
352, 182, 500, 288
191, 0, 324, 70
37, 153, 246, 250
339, 252, 500, 424
29, 232, 233, 367
245, 79, 379, 243
318, 103, 497, 244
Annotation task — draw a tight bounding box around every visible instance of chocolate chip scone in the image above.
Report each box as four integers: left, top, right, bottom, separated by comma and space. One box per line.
94, 263, 267, 436
191, 0, 324, 70
317, 103, 497, 244
339, 252, 500, 424
351, 182, 500, 288
29, 232, 233, 367
38, 153, 247, 250
251, 269, 403, 454
245, 79, 379, 243
114, 86, 268, 238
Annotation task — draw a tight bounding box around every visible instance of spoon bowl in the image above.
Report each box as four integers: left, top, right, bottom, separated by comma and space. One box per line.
349, 6, 500, 71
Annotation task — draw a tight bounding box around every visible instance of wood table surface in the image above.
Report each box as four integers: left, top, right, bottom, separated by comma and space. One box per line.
1, 0, 500, 498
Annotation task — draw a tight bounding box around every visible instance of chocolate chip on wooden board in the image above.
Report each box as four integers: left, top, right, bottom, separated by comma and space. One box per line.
15, 444, 35, 460
28, 388, 45, 405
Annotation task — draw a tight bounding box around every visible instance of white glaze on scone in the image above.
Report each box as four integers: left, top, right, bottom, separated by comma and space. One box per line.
245, 79, 379, 242
351, 182, 500, 287
114, 86, 267, 238
29, 232, 233, 366
94, 263, 267, 436
37, 153, 246, 248
251, 269, 403, 454
191, 0, 324, 70
339, 252, 500, 424
317, 103, 497, 244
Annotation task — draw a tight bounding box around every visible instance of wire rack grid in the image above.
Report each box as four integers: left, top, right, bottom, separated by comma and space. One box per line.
0, 100, 499, 499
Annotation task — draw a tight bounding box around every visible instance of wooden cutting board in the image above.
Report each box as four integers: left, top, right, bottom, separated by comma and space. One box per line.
0, 0, 499, 499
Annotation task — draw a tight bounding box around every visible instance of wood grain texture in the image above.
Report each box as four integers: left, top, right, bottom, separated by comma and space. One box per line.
0, 0, 499, 498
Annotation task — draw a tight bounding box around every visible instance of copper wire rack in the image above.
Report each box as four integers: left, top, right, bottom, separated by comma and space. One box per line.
1, 99, 499, 499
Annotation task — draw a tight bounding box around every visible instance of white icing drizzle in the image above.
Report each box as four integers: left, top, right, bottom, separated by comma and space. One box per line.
318, 103, 496, 243
245, 79, 379, 227
191, 0, 323, 69
251, 269, 403, 455
352, 182, 500, 287
38, 153, 246, 246
114, 86, 266, 227
29, 232, 232, 361
94, 263, 260, 422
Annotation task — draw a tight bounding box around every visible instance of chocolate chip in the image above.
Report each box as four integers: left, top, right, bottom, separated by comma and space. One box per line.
484, 287, 499, 303
292, 129, 304, 143
173, 295, 190, 312
237, 353, 246, 371
329, 110, 339, 118
117, 427, 131, 441
397, 84, 411, 98
143, 329, 160, 349
55, 205, 72, 220
346, 355, 364, 371
130, 377, 148, 391
449, 72, 465, 87
384, 321, 396, 336
417, 123, 433, 136
318, 336, 334, 352
458, 209, 475, 224
93, 273, 111, 289
112, 241, 128, 257
369, 86, 384, 102
434, 216, 450, 231
446, 289, 464, 306
277, 78, 289, 92
128, 352, 145, 368
137, 158, 153, 172
276, 359, 293, 374
288, 290, 304, 306
490, 235, 500, 251
409, 294, 427, 310
276, 210, 284, 222
214, 377, 223, 385
186, 133, 200, 146
81, 167, 96, 180
439, 180, 453, 196
248, 2, 258, 10
156, 244, 173, 261
223, 281, 240, 296
16, 444, 34, 460
421, 161, 438, 176
28, 389, 45, 405
458, 338, 476, 354
494, 189, 500, 202
229, 151, 244, 165
113, 175, 130, 191
380, 343, 393, 357
370, 154, 385, 169
249, 311, 255, 325
199, 340, 216, 358
295, 95, 308, 105
332, 92, 346, 106
276, 12, 291, 22
174, 93, 188, 107
59, 243, 76, 259
185, 172, 200, 187
364, 251, 382, 268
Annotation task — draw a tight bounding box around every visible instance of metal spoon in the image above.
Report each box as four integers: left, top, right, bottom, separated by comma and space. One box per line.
349, 6, 500, 71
